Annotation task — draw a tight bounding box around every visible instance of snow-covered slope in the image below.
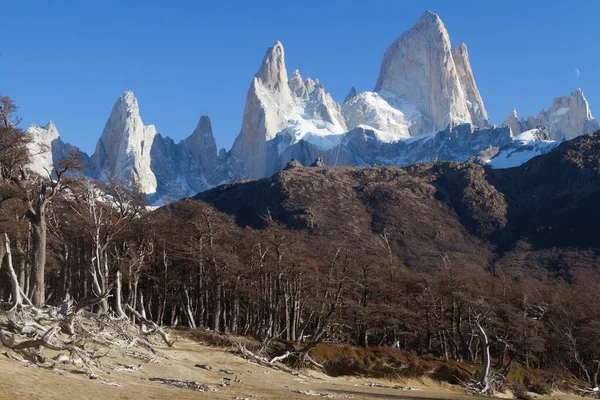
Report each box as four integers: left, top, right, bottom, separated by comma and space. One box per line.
485, 129, 559, 169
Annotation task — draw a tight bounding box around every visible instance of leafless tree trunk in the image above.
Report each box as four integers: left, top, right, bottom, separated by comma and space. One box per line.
180, 284, 196, 329
477, 320, 490, 392
3, 234, 22, 310
28, 210, 47, 306
114, 270, 127, 318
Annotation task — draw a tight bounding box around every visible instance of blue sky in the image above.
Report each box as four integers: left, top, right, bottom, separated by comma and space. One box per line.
1, 0, 597, 154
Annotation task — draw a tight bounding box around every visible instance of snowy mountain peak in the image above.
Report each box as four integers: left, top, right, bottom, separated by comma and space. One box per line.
375, 10, 476, 133
89, 91, 157, 194
256, 41, 288, 92
231, 41, 347, 178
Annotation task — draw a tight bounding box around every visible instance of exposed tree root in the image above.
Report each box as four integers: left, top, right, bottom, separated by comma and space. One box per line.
0, 302, 172, 381
575, 386, 600, 399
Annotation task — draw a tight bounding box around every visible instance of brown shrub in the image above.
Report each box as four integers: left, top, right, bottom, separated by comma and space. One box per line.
311, 343, 475, 383
176, 328, 261, 352
510, 383, 533, 400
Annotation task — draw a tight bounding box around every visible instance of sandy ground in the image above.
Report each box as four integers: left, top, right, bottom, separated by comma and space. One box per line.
0, 338, 585, 400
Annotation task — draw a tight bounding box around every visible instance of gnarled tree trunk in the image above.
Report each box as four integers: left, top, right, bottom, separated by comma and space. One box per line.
477, 321, 490, 392
3, 234, 22, 310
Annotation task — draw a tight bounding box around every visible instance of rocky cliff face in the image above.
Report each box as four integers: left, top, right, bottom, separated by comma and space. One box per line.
503, 89, 599, 140
88, 91, 158, 194
150, 115, 235, 202
374, 11, 487, 132
451, 43, 489, 128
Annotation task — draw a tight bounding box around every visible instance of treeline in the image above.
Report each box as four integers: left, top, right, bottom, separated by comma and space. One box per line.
0, 93, 599, 387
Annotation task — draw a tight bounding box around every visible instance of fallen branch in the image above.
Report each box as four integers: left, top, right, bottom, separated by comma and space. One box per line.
195, 363, 234, 375
125, 304, 173, 347
149, 378, 216, 392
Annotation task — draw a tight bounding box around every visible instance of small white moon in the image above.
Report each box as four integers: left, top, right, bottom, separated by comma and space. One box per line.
575, 68, 581, 78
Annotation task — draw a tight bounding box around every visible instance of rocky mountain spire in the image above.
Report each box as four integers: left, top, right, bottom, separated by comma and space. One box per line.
502, 108, 523, 136
231, 41, 295, 179
375, 10, 474, 132
344, 87, 357, 103
183, 115, 218, 169
231, 41, 345, 179
256, 41, 289, 93
289, 69, 308, 98
452, 43, 489, 127
502, 89, 599, 140
89, 91, 158, 195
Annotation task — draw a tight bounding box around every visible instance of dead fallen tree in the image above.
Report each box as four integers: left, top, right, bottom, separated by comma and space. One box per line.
236, 343, 324, 374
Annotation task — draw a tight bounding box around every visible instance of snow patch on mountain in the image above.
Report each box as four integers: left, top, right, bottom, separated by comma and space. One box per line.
486, 128, 559, 169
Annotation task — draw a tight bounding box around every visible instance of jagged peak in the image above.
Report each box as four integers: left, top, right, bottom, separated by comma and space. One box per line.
256, 41, 288, 91
289, 69, 307, 98
113, 90, 140, 115
304, 77, 316, 95
571, 88, 590, 106
415, 10, 445, 32
196, 115, 212, 135
344, 87, 357, 103
453, 42, 468, 56
44, 120, 57, 132
27, 121, 60, 141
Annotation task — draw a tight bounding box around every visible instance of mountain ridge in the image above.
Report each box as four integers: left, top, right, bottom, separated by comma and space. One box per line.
23, 11, 599, 203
